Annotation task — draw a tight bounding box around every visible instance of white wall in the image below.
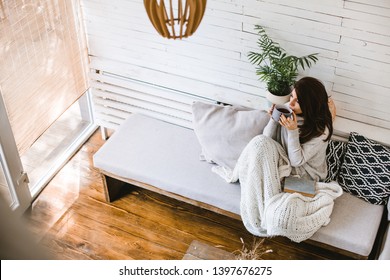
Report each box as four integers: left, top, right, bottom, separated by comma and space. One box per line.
80, 0, 390, 144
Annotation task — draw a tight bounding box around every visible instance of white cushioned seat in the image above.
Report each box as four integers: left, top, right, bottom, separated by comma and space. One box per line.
93, 113, 384, 258
378, 203, 390, 260
379, 225, 390, 260
93, 114, 241, 215
310, 191, 383, 256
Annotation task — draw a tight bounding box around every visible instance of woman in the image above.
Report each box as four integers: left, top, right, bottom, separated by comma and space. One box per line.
263, 76, 333, 181
220, 77, 339, 240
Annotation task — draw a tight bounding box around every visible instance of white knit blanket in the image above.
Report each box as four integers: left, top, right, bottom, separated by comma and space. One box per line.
213, 135, 343, 242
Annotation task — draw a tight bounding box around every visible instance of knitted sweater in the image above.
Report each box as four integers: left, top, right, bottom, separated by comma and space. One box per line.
262, 117, 329, 181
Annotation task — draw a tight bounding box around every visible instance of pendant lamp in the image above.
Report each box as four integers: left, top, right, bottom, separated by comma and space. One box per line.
144, 0, 207, 39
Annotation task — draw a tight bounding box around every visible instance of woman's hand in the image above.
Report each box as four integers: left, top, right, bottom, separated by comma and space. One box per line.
267, 104, 275, 117
279, 111, 298, 130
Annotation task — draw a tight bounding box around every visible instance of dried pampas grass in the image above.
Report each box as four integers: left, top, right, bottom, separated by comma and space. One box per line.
234, 237, 273, 260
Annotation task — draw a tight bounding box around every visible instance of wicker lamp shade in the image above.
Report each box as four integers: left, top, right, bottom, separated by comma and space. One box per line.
144, 0, 207, 39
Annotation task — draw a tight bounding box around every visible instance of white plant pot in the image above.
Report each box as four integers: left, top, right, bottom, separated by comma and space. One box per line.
266, 91, 290, 105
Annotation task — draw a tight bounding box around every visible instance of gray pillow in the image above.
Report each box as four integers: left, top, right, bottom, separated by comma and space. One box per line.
192, 101, 270, 169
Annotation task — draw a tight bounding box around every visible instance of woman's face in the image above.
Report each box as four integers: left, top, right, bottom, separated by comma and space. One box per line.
289, 89, 302, 115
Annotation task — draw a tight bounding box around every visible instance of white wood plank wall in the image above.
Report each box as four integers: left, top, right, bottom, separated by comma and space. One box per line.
80, 0, 390, 144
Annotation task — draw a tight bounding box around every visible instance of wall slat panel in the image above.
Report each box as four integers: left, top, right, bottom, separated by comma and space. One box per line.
81, 0, 390, 144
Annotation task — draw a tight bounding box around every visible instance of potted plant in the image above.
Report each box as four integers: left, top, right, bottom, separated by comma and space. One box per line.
248, 25, 319, 104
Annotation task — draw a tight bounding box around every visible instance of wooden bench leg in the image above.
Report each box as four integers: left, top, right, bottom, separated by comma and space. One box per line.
102, 174, 126, 202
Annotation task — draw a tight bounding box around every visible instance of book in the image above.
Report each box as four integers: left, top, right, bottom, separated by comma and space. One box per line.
283, 176, 316, 197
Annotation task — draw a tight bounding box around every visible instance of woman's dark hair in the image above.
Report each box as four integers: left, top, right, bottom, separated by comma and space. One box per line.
294, 77, 333, 144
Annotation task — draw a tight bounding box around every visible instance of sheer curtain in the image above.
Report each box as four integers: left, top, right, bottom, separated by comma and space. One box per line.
0, 0, 88, 155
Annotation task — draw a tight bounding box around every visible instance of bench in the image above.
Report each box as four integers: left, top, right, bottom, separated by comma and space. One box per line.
93, 113, 387, 259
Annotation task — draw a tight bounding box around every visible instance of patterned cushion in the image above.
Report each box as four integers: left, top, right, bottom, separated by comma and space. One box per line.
325, 140, 347, 182
338, 132, 390, 205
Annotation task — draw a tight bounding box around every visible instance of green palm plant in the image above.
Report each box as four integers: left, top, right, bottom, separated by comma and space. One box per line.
248, 25, 319, 96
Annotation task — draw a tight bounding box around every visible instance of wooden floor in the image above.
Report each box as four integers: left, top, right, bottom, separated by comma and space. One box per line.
23, 130, 353, 260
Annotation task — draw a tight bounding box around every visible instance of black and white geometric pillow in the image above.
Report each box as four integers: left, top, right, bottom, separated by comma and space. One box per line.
325, 140, 347, 183
337, 132, 390, 205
